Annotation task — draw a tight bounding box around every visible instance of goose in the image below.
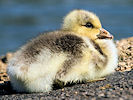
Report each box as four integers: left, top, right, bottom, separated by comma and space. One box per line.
7, 9, 118, 92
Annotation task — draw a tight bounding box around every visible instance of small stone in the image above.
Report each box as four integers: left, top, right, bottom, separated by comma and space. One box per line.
40, 97, 45, 100
61, 88, 64, 91
99, 93, 105, 97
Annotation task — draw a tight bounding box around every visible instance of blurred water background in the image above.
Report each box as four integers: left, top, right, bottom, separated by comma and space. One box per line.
0, 0, 133, 55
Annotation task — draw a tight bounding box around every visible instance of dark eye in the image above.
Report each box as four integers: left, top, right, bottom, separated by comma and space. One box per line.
84, 22, 93, 28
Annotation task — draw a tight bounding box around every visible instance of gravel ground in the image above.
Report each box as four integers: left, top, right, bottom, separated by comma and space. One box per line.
0, 70, 133, 100
0, 37, 133, 100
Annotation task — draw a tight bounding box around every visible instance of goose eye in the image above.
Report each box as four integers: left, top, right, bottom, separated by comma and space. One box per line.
84, 22, 93, 28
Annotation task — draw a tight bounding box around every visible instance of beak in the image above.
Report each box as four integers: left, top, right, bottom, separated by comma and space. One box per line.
97, 28, 113, 39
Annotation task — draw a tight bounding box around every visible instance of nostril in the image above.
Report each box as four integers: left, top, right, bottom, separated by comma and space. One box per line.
102, 31, 105, 33
100, 28, 108, 34
103, 31, 107, 34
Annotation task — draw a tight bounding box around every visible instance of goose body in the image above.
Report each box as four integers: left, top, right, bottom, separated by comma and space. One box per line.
7, 10, 118, 92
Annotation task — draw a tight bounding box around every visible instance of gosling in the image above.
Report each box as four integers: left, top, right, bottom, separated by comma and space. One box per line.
7, 9, 118, 93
